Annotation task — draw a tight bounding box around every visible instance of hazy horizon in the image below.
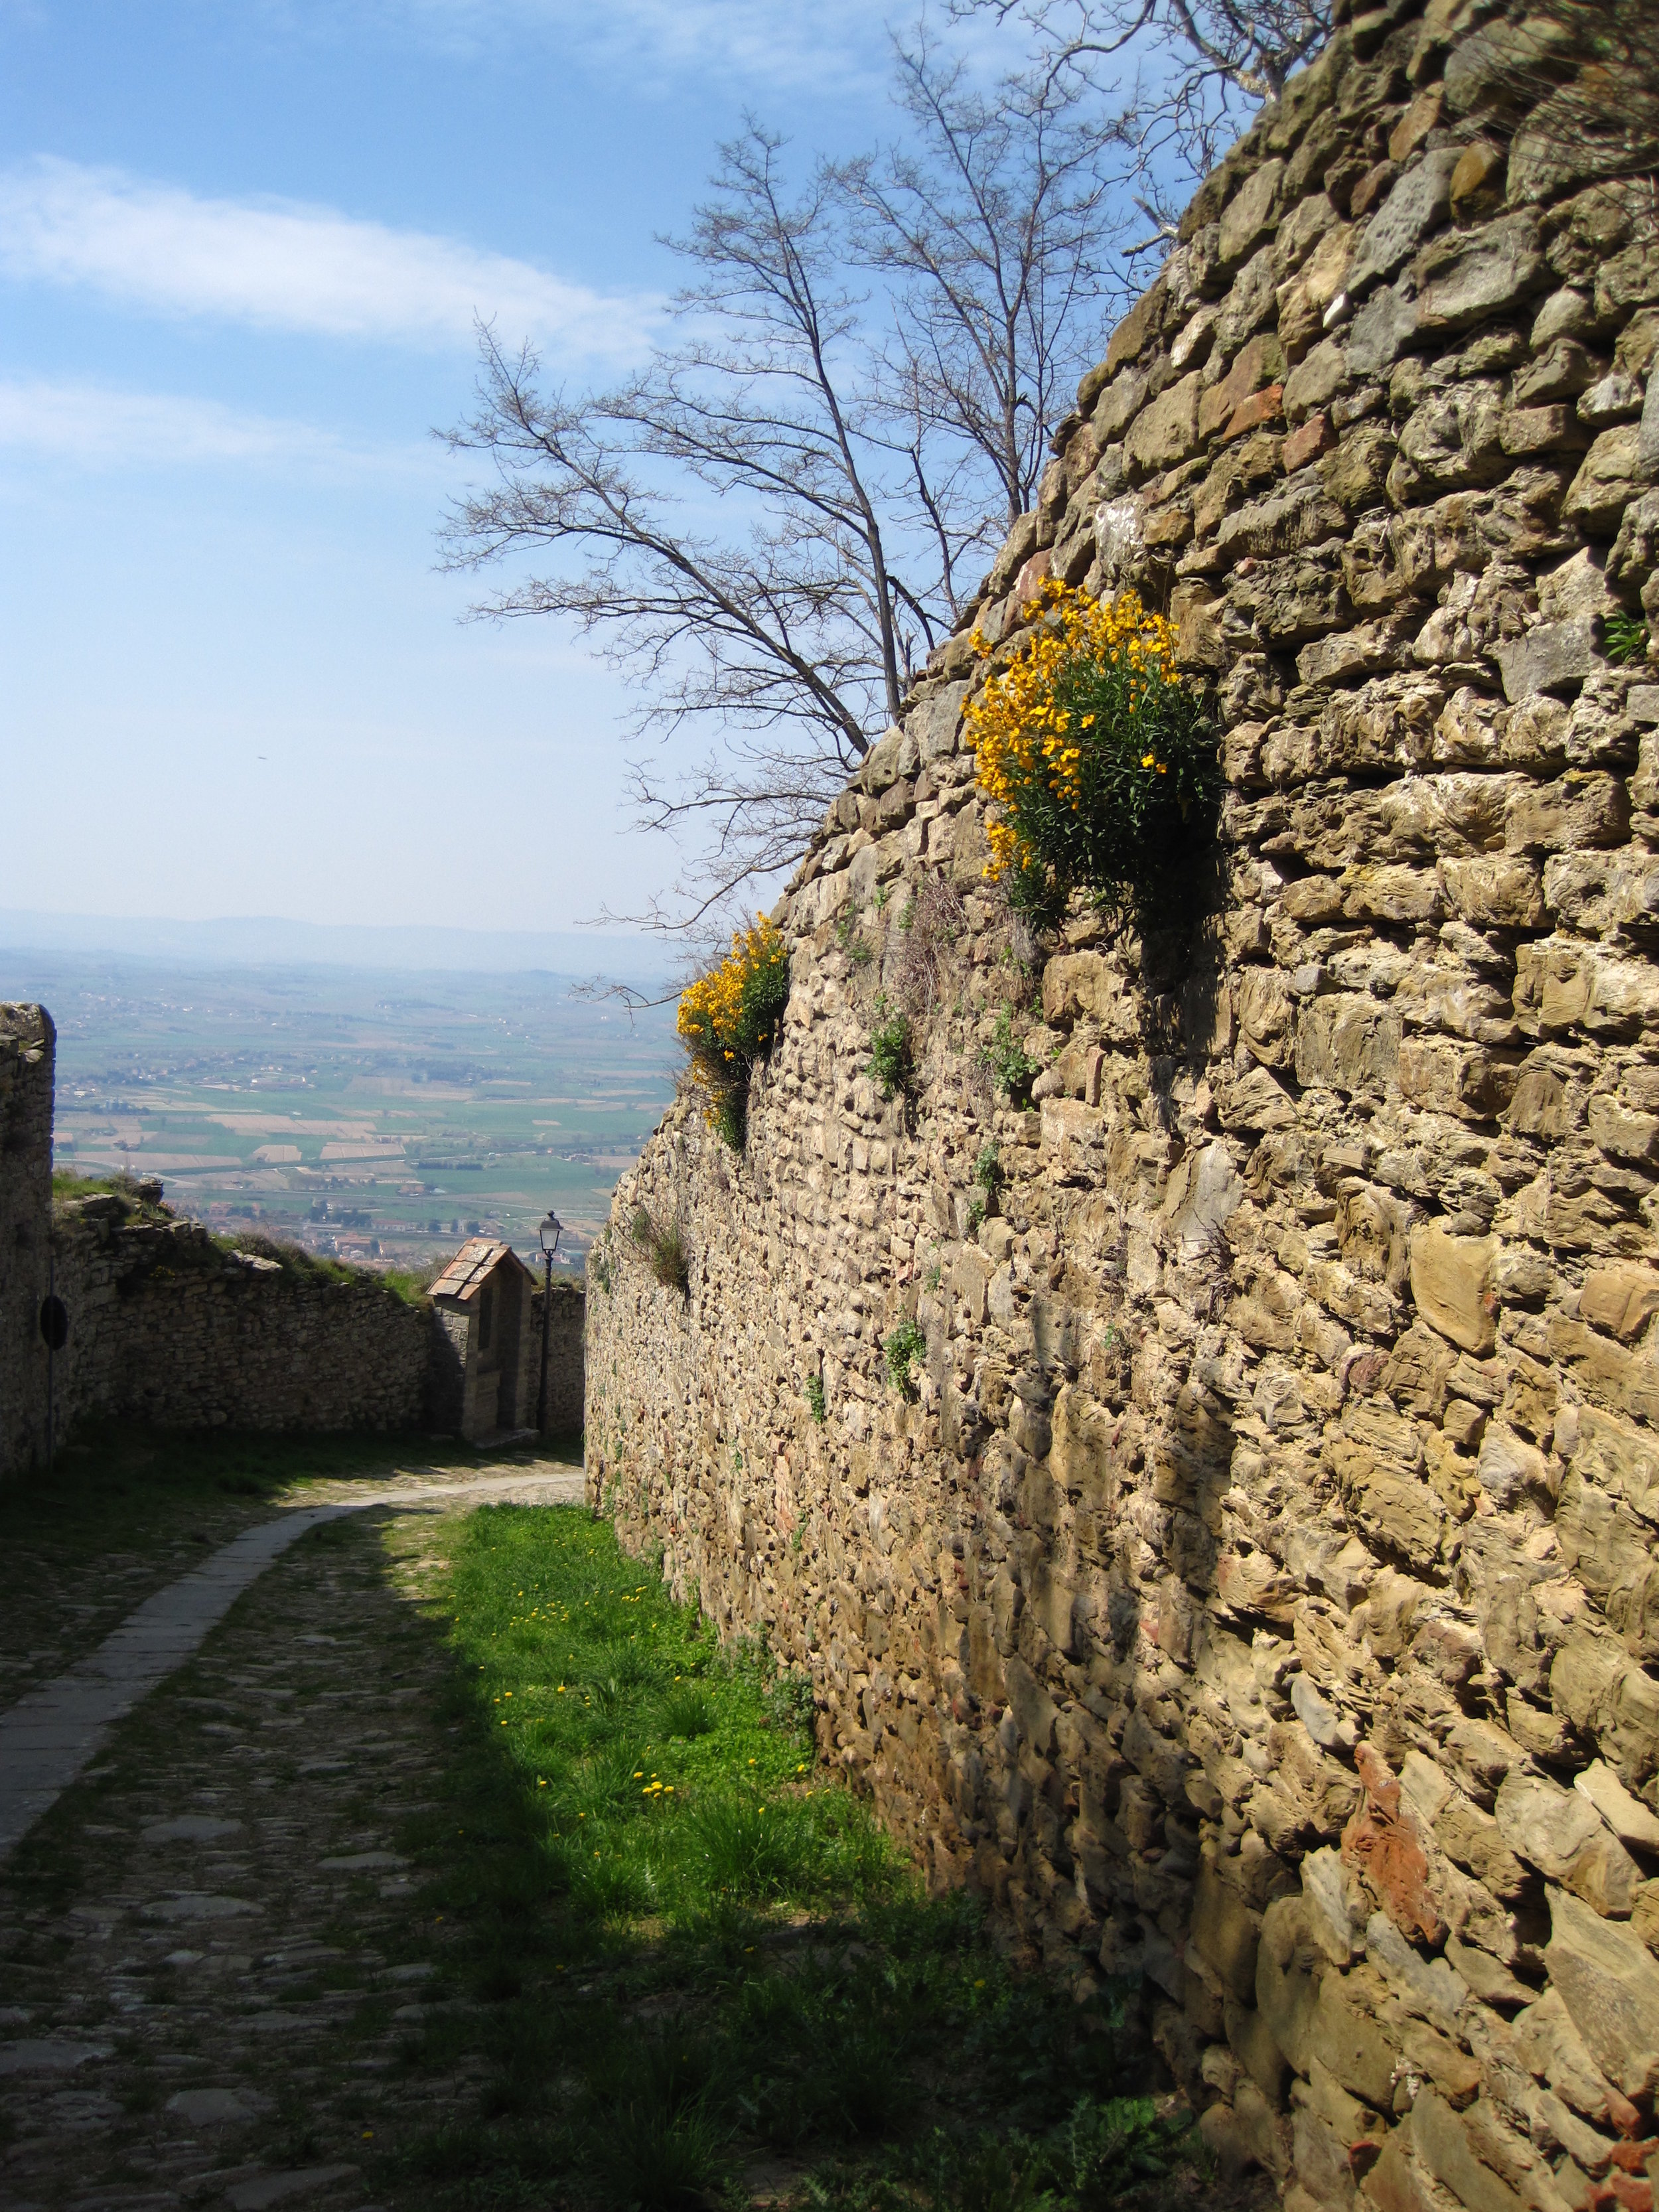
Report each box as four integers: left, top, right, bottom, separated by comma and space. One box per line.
0, 907, 677, 984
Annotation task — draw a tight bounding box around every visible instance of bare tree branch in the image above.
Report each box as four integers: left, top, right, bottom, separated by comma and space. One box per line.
845, 32, 1131, 537
951, 0, 1333, 234
439, 61, 1133, 933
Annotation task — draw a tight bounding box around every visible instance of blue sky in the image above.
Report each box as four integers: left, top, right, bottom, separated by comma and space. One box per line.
0, 0, 981, 938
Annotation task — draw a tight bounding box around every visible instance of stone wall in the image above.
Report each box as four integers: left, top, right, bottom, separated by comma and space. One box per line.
533, 1278, 586, 1436
589, 5, 1659, 2205
52, 1195, 431, 1437
0, 1005, 54, 1479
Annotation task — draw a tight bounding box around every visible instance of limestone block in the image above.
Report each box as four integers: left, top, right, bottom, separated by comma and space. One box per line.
1516, 938, 1659, 1040
1549, 1624, 1659, 1793
1215, 245, 1281, 353
1342, 863, 1443, 924
1296, 994, 1402, 1095
1498, 402, 1591, 461
1257, 1897, 1323, 2075
1414, 210, 1545, 333
1329, 1425, 1444, 1572
1578, 1264, 1659, 1343
1103, 274, 1168, 375
1555, 1475, 1659, 1670
1042, 951, 1120, 1025
1192, 1862, 1263, 2003
1237, 966, 1296, 1066
966, 1604, 1007, 1702
1474, 1422, 1548, 1511
1399, 1038, 1517, 1122
1348, 149, 1463, 297
1161, 1140, 1244, 1256
1409, 2089, 1525, 2212
861, 723, 918, 794
1544, 1886, 1659, 2099
1398, 380, 1507, 492
1494, 621, 1603, 703
907, 682, 968, 765
1511, 767, 1629, 857
1311, 1974, 1401, 2112
1575, 1760, 1659, 1854
1290, 1674, 1354, 1752
1365, 1912, 1467, 2034
1283, 336, 1348, 421
1495, 1770, 1640, 1915
1125, 372, 1204, 478
1510, 1988, 1635, 2132
1442, 855, 1544, 930
1544, 849, 1659, 935
1200, 334, 1287, 439
1322, 419, 1398, 510
950, 1244, 993, 1326
1563, 426, 1644, 536
1092, 368, 1149, 452
1278, 227, 1355, 364
999, 1663, 1066, 1761
1218, 161, 1285, 271
1567, 1404, 1659, 1524
1551, 1309, 1659, 1422
1214, 477, 1347, 560
1433, 1786, 1529, 1903
1409, 1224, 1497, 1355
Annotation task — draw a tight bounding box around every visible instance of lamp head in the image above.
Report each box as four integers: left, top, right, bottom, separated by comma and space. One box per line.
539, 1210, 563, 1256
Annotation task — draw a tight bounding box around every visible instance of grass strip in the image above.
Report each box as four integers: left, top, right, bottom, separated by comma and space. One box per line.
386, 1502, 1211, 2211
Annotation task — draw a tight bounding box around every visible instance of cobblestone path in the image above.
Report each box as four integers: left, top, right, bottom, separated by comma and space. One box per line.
0, 1464, 581, 2212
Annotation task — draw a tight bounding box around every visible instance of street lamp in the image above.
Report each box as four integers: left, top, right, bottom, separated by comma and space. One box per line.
536, 1210, 562, 1436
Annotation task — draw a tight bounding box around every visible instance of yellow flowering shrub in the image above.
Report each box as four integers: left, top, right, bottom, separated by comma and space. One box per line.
676, 916, 790, 1147
965, 581, 1218, 930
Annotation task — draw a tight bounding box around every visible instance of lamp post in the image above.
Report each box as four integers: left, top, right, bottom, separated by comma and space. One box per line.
536, 1210, 562, 1436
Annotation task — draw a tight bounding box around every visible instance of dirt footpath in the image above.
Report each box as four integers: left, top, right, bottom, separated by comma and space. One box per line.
0, 1489, 557, 2212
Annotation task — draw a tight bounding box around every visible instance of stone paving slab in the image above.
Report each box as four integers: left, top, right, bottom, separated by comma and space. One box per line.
0, 1468, 581, 1864
0, 1481, 579, 2209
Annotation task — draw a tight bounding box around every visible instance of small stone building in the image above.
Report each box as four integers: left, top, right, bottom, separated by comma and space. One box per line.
426, 1237, 538, 1441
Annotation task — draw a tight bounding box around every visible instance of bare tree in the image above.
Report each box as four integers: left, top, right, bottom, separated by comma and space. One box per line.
442, 57, 1127, 930
847, 35, 1128, 546
954, 0, 1333, 249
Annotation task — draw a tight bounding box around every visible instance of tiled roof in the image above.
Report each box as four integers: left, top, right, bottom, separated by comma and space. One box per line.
428, 1236, 531, 1301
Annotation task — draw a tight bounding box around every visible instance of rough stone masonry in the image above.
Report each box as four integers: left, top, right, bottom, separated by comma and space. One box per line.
588, 1, 1659, 2204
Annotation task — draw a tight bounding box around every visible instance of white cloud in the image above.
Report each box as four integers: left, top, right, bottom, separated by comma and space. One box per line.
0, 157, 659, 360
0, 378, 421, 472
378, 0, 901, 92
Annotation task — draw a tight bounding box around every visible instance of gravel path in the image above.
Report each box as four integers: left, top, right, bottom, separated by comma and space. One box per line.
0, 1461, 582, 2212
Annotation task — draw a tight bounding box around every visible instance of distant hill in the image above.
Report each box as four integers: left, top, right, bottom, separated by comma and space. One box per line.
0, 909, 674, 985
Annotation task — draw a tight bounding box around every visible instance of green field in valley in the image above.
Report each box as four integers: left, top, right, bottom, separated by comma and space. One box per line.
3, 950, 679, 1276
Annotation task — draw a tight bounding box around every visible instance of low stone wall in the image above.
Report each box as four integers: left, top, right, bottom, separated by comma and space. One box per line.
53, 1197, 431, 1436
590, 4, 1659, 2205
533, 1278, 586, 1435
0, 1001, 589, 1460
0, 1006, 54, 1479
